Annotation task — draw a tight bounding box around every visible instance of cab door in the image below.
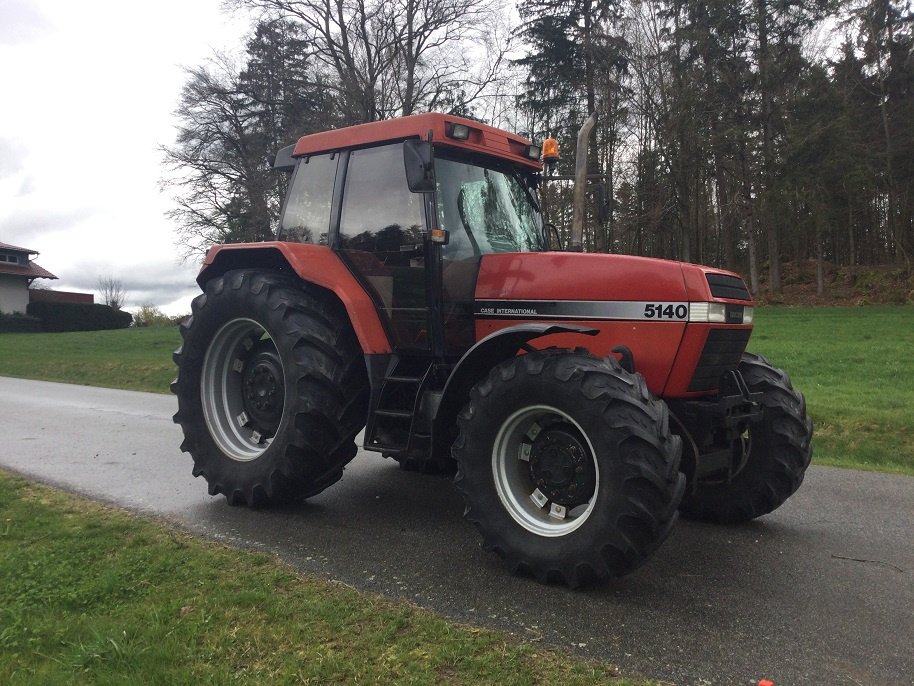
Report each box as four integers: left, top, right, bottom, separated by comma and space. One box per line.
336, 143, 432, 351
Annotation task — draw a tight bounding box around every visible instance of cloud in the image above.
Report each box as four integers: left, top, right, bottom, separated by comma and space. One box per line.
0, 205, 98, 249
0, 0, 53, 45
0, 0, 253, 317
0, 136, 26, 178
55, 257, 201, 313
16, 175, 35, 196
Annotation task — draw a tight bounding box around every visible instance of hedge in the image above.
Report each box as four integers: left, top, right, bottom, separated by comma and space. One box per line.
0, 313, 43, 333
26, 301, 133, 332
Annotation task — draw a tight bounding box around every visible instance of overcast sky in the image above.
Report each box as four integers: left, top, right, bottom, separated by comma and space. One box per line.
0, 0, 252, 314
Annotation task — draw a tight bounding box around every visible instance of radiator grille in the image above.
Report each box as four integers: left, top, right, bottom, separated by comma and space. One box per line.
688, 329, 752, 392
706, 273, 751, 301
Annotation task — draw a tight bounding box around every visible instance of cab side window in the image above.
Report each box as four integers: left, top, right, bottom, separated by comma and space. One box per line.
278, 153, 338, 244
339, 145, 425, 255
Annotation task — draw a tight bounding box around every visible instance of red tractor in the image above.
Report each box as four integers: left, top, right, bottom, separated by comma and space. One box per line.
172, 113, 813, 585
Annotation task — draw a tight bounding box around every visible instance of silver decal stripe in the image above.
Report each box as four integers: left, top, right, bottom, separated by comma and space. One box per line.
474, 300, 690, 321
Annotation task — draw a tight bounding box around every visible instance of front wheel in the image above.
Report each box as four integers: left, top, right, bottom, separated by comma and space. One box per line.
172, 270, 368, 506
679, 353, 813, 523
452, 351, 685, 586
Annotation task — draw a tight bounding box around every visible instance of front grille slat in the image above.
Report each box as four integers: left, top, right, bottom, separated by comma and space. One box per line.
688, 328, 752, 392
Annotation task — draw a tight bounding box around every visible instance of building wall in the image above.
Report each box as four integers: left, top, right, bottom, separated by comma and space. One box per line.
0, 274, 30, 314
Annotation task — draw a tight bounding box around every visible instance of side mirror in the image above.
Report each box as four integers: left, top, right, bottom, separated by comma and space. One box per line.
272, 143, 295, 173
403, 140, 435, 193
543, 223, 563, 251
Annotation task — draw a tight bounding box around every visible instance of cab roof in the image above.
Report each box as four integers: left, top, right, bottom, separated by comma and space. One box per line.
291, 113, 542, 171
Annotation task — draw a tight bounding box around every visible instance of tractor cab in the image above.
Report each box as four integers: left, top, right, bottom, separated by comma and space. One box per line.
276, 116, 547, 358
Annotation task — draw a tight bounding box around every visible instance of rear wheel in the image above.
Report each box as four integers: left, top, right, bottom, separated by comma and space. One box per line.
452, 351, 685, 586
679, 353, 813, 523
172, 270, 368, 506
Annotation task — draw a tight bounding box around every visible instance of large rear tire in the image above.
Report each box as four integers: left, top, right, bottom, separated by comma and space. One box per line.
452, 351, 685, 586
679, 353, 813, 523
171, 270, 368, 506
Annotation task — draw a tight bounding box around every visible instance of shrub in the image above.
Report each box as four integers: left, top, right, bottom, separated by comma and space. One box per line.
26, 302, 132, 332
133, 304, 172, 328
133, 305, 189, 327
0, 312, 43, 333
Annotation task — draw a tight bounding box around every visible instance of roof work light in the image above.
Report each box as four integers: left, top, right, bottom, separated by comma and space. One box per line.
445, 122, 471, 140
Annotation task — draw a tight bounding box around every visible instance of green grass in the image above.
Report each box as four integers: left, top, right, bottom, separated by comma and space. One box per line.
748, 306, 913, 475
0, 306, 911, 474
0, 327, 179, 394
0, 472, 636, 685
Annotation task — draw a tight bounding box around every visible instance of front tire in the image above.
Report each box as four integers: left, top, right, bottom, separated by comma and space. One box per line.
172, 270, 368, 506
452, 351, 685, 586
678, 353, 813, 523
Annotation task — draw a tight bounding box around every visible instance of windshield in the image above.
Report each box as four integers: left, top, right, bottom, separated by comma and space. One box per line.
435, 154, 544, 260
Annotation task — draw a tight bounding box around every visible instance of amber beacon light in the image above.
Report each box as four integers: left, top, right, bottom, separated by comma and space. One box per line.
542, 136, 560, 163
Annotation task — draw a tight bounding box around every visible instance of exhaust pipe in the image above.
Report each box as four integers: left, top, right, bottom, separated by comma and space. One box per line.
569, 111, 598, 252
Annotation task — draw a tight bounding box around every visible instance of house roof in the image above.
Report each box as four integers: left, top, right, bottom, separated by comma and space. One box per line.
0, 241, 38, 254
0, 260, 58, 280
0, 242, 56, 280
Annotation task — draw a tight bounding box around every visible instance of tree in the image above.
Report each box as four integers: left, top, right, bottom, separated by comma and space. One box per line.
166, 0, 913, 281
97, 277, 127, 310
161, 54, 269, 259
514, 0, 630, 251
233, 0, 510, 123
852, 0, 914, 271
162, 19, 333, 259
608, 0, 837, 289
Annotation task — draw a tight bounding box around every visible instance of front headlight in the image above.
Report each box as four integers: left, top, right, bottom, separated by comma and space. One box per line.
689, 303, 753, 324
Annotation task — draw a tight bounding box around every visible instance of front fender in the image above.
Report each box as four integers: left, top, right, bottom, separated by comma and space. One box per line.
432, 323, 597, 458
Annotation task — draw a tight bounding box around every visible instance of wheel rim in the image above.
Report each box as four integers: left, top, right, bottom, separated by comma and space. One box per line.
492, 405, 599, 537
201, 318, 285, 462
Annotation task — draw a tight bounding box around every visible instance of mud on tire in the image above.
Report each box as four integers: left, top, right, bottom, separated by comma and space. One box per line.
452, 350, 685, 586
171, 270, 368, 506
679, 352, 813, 523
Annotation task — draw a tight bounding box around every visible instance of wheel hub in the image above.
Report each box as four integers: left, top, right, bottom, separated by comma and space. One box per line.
528, 428, 596, 506
242, 345, 284, 435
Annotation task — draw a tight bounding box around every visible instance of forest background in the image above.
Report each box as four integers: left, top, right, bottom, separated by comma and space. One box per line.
162, 0, 914, 301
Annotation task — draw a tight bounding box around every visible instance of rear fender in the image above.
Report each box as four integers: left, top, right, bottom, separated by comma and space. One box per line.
432, 323, 597, 457
197, 242, 391, 354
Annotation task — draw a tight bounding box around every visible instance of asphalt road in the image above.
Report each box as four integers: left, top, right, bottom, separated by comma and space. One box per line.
1, 376, 912, 685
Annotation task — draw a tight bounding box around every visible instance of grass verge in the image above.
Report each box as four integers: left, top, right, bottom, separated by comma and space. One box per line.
0, 471, 637, 685
749, 306, 913, 475
0, 327, 178, 394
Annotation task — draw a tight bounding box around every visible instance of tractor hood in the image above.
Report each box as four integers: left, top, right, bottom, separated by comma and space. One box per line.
474, 252, 735, 306
472, 252, 753, 396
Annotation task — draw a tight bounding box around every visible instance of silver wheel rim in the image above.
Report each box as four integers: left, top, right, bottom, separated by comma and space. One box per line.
201, 318, 283, 462
492, 404, 599, 537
